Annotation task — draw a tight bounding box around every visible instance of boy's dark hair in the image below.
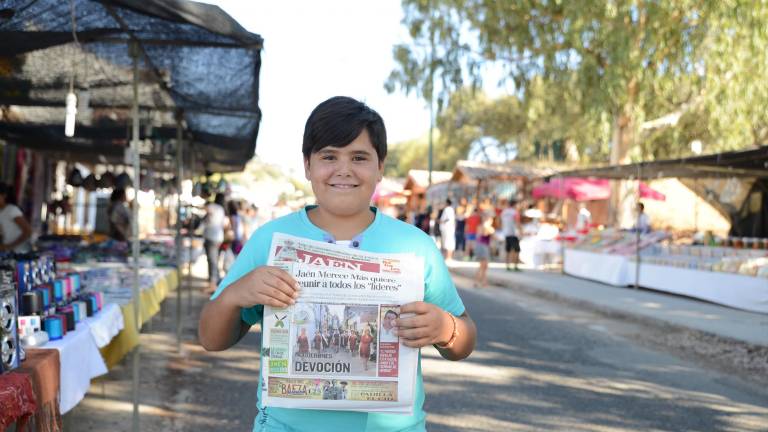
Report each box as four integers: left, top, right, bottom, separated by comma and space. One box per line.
302, 96, 387, 162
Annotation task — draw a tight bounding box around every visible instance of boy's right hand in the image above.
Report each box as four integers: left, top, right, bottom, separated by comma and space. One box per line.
221, 266, 300, 309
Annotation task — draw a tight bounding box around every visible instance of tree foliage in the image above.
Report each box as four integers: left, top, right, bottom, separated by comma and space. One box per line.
387, 0, 768, 164
385, 131, 461, 177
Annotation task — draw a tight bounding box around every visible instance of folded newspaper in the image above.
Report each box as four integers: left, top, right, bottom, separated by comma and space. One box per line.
261, 233, 424, 413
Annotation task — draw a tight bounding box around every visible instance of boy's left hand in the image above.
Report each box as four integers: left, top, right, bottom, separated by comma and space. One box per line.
395, 301, 452, 348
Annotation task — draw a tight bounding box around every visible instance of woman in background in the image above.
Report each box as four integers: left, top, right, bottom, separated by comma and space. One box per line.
0, 183, 32, 253
473, 214, 495, 287
202, 193, 227, 293
107, 188, 131, 242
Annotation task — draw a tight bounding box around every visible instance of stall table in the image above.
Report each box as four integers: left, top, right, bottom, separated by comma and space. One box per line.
563, 248, 632, 286
99, 268, 177, 368
42, 321, 108, 414
520, 237, 561, 269
629, 262, 768, 314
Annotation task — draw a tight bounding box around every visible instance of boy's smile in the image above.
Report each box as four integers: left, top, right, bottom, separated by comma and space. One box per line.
304, 129, 383, 227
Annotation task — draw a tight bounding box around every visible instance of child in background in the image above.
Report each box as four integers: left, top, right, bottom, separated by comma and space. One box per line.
473, 214, 495, 287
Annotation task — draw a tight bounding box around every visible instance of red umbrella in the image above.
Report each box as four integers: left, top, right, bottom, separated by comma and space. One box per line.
532, 178, 665, 201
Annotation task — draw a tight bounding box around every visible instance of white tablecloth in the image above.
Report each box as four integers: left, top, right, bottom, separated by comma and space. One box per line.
564, 249, 632, 286
42, 321, 108, 413
632, 263, 768, 314
564, 249, 768, 314
520, 238, 562, 268
85, 303, 124, 348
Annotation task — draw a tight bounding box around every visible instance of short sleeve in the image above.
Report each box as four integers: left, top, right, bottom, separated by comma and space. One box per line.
210, 224, 273, 325
422, 240, 465, 316
7, 205, 23, 219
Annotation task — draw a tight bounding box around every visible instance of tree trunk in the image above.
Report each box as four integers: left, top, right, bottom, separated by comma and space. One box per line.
609, 106, 636, 226
564, 138, 580, 162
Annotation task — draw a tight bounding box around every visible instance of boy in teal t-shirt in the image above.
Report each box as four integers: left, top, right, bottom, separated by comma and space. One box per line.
199, 96, 477, 431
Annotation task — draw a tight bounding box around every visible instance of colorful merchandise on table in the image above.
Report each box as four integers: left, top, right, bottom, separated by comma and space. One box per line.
571, 228, 669, 255
570, 228, 768, 279
638, 244, 768, 278
0, 265, 20, 373
0, 252, 105, 366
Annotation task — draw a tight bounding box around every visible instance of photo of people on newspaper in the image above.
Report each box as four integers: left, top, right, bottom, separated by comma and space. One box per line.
379, 307, 399, 343
292, 304, 379, 377
263, 233, 424, 412
267, 377, 398, 402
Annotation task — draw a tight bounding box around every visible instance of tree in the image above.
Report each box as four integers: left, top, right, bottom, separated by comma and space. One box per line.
385, 134, 430, 177
388, 0, 768, 163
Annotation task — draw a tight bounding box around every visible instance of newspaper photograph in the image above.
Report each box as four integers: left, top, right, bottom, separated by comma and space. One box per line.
262, 233, 424, 413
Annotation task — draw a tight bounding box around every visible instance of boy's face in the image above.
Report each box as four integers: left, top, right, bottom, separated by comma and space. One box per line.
304, 129, 383, 218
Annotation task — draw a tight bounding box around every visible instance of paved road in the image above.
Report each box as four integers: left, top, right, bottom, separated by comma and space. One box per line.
424, 274, 768, 431
68, 274, 768, 431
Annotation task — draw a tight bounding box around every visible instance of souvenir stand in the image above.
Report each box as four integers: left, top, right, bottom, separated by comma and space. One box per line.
402, 169, 453, 216
532, 178, 667, 272
555, 146, 768, 314
0, 0, 264, 429
445, 160, 554, 205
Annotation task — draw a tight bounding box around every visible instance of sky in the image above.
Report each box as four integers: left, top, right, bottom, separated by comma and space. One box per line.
199, 0, 432, 174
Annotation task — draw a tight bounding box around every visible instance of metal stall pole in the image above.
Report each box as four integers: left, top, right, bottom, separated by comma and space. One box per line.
175, 111, 184, 350
187, 144, 195, 309
129, 40, 142, 432
559, 174, 565, 274
634, 163, 642, 289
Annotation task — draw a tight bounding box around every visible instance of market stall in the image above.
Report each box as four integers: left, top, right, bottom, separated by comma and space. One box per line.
556, 146, 768, 314
445, 160, 554, 205
0, 1, 264, 428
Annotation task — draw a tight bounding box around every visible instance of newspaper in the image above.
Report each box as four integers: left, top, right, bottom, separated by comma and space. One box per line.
261, 233, 424, 413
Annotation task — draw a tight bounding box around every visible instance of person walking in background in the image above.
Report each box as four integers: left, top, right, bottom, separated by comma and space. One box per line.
415, 204, 431, 234
227, 200, 245, 256
222, 200, 244, 272
455, 203, 466, 259
432, 205, 443, 247
439, 199, 456, 261
464, 205, 481, 260
0, 183, 32, 253
500, 199, 522, 272
107, 187, 131, 243
243, 204, 260, 240
202, 193, 227, 294
473, 213, 495, 287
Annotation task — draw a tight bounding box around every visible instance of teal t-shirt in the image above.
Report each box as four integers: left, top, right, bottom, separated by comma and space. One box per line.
211, 206, 465, 432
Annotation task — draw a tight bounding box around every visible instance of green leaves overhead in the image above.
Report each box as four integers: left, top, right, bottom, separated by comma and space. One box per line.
387, 0, 768, 164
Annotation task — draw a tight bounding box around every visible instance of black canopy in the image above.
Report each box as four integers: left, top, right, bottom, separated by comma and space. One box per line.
550, 146, 768, 179
0, 0, 263, 172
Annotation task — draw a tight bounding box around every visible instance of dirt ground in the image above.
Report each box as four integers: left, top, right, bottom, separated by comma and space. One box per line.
66, 267, 262, 432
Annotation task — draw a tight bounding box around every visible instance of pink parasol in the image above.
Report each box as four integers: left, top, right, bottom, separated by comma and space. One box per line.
532, 178, 665, 201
